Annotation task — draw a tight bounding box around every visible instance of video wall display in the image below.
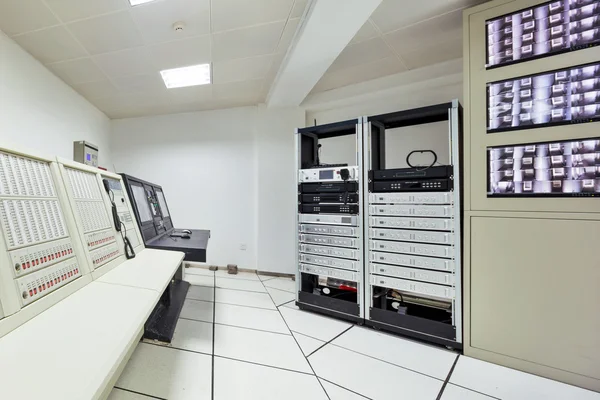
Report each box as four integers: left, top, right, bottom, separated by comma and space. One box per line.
488, 62, 600, 132
487, 0, 600, 69
488, 138, 600, 196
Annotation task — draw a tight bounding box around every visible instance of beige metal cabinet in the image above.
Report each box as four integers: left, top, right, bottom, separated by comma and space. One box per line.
463, 0, 600, 392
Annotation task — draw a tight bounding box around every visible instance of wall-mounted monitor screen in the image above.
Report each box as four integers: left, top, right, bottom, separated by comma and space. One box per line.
488, 61, 600, 133
486, 0, 600, 69
488, 137, 600, 197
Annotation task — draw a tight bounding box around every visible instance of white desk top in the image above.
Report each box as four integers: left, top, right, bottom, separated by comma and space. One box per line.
96, 248, 184, 293
0, 281, 158, 400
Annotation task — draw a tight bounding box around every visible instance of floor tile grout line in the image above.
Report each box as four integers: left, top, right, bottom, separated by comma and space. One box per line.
140, 340, 212, 357
211, 273, 216, 400
278, 299, 296, 308
186, 282, 269, 295
113, 386, 168, 400
186, 296, 279, 312
261, 278, 332, 400
214, 354, 316, 377
327, 341, 446, 382
213, 321, 293, 336
290, 330, 326, 343
436, 354, 460, 400
306, 325, 354, 358
449, 383, 501, 400
179, 316, 214, 325
178, 315, 293, 336
317, 377, 374, 400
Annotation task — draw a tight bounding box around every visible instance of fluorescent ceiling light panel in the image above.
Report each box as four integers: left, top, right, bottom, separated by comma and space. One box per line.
129, 0, 157, 6
160, 64, 211, 89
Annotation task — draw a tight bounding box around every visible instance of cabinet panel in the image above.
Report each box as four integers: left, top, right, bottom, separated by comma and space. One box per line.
470, 216, 600, 380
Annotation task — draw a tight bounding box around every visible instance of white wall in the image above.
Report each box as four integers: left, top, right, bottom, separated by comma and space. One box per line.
256, 106, 306, 274
0, 32, 111, 166
111, 107, 260, 270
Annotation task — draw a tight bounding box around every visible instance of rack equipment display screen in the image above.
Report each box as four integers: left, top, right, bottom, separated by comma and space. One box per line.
488, 61, 600, 132
488, 137, 600, 196
486, 0, 600, 69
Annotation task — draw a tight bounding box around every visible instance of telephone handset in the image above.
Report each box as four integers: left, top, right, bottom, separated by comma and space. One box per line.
103, 179, 135, 259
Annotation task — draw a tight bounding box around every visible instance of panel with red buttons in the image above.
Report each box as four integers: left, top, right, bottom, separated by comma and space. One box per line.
90, 242, 120, 269
9, 237, 74, 278
85, 229, 116, 250
17, 259, 81, 306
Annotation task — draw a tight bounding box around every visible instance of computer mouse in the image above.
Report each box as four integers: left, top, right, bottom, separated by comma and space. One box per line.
182, 234, 191, 239
182, 229, 192, 234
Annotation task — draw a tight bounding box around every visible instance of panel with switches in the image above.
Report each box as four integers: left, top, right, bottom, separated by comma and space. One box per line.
9, 237, 74, 278
17, 258, 81, 306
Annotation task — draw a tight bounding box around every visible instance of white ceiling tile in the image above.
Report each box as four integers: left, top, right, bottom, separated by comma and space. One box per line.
329, 37, 394, 73
130, 0, 210, 45
385, 22, 462, 55
0, 0, 59, 36
313, 56, 406, 93
436, 8, 465, 32
166, 84, 213, 104
67, 11, 144, 55
149, 35, 211, 70
211, 0, 293, 32
213, 79, 263, 101
400, 37, 463, 70
93, 47, 156, 78
290, 0, 309, 18
112, 73, 166, 93
44, 0, 130, 23
350, 20, 379, 44
212, 21, 285, 62
276, 18, 300, 53
371, 0, 473, 33
213, 54, 272, 84
72, 80, 120, 99
47, 58, 107, 85
12, 26, 88, 64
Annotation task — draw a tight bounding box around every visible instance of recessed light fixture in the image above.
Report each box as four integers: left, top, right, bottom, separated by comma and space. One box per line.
160, 64, 211, 89
129, 0, 157, 6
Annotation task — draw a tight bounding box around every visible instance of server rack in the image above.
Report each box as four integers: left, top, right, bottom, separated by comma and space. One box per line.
295, 119, 365, 323
363, 101, 464, 349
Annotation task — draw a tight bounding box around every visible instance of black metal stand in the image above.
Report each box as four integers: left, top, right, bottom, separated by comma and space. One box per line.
144, 278, 190, 343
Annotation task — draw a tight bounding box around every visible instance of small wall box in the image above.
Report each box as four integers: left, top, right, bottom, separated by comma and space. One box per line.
73, 141, 99, 168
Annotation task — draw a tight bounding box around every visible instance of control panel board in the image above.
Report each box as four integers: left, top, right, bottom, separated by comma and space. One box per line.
0, 151, 81, 316
62, 166, 122, 271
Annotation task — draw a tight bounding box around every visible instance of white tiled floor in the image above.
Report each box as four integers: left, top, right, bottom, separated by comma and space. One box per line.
109, 269, 600, 400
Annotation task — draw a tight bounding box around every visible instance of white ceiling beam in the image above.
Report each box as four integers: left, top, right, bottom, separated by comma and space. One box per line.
266, 0, 382, 108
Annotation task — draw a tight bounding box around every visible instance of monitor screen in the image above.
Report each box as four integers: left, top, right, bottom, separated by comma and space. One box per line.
486, 1, 600, 69
132, 184, 153, 222
488, 137, 600, 197
488, 61, 600, 133
155, 189, 170, 218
